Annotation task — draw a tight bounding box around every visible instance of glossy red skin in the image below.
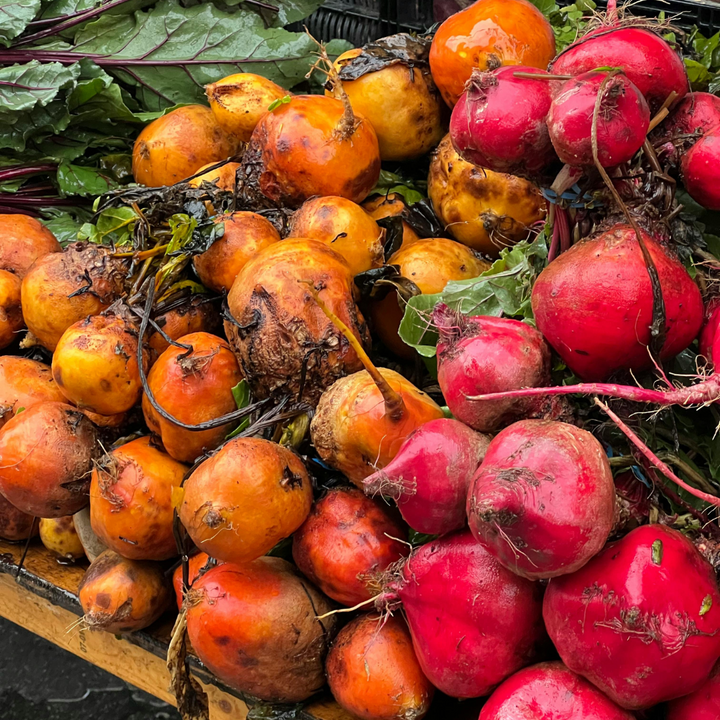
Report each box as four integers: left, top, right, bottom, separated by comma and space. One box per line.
532, 223, 704, 381
291, 488, 408, 607
450, 66, 556, 176
551, 27, 688, 113
468, 420, 615, 580
479, 662, 636, 719
666, 660, 720, 719
395, 530, 545, 699
663, 92, 720, 138
699, 298, 720, 363
681, 132, 720, 210
435, 309, 551, 432
544, 524, 720, 710
363, 418, 490, 536
548, 70, 650, 167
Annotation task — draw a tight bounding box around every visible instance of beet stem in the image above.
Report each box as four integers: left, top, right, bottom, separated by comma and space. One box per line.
513, 71, 572, 81
594, 398, 720, 507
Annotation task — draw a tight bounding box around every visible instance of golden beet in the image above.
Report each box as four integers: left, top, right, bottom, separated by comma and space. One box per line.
187, 161, 241, 192
0, 269, 23, 349
90, 436, 186, 561
372, 237, 490, 358
288, 196, 384, 276
428, 135, 546, 256
78, 550, 170, 633
142, 331, 243, 463
363, 193, 421, 246
21, 242, 126, 351
327, 613, 434, 720
132, 105, 239, 187
0, 214, 60, 278
429, 0, 556, 107
332, 46, 445, 161
39, 516, 85, 560
0, 356, 66, 429
206, 73, 287, 142
179, 437, 313, 565
248, 94, 381, 207
147, 296, 220, 360
52, 312, 148, 416
225, 239, 369, 404
193, 211, 281, 293
0, 494, 37, 542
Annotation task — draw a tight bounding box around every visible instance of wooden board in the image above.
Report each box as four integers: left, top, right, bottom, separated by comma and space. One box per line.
0, 539, 353, 720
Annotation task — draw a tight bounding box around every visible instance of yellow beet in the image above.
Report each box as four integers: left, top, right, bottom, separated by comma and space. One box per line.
39, 516, 85, 560
187, 161, 241, 192
0, 269, 23, 349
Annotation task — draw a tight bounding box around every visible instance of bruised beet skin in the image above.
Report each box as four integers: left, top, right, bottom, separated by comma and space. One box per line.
450, 66, 556, 176
532, 223, 704, 381
550, 26, 688, 113
544, 524, 720, 710
468, 420, 615, 580
547, 70, 650, 168
434, 306, 551, 432
666, 660, 720, 719
292, 488, 408, 607
363, 418, 490, 536
384, 530, 545, 699
479, 662, 636, 720
681, 132, 720, 210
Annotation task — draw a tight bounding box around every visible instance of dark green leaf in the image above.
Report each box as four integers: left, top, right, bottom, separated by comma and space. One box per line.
57, 160, 116, 196
41, 208, 91, 245
408, 529, 438, 546
220, 0, 325, 27
0, 0, 41, 46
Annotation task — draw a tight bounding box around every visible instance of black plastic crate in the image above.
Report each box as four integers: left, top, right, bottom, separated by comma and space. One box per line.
594, 0, 719, 36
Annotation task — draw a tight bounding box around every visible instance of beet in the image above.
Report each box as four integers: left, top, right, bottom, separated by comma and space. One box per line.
544, 524, 720, 710
666, 660, 720, 719
479, 662, 636, 719
699, 298, 720, 364
532, 223, 704, 381
382, 530, 545, 699
681, 131, 720, 210
449, 66, 556, 176
434, 305, 551, 432
550, 26, 688, 113
662, 92, 720, 139
547, 70, 650, 168
468, 419, 615, 579
363, 418, 490, 536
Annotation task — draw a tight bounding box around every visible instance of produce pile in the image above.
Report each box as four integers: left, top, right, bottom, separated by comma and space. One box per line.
2, 0, 720, 718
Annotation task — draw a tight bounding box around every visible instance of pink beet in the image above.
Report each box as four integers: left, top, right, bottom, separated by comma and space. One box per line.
666, 660, 720, 719
547, 70, 650, 168
434, 305, 551, 433
467, 419, 615, 580
383, 530, 545, 699
544, 524, 720, 710
362, 418, 491, 536
450, 65, 556, 176
551, 26, 688, 113
531, 223, 704, 381
479, 662, 636, 719
681, 131, 720, 210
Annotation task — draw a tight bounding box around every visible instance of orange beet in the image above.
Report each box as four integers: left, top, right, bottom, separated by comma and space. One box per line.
132, 105, 239, 187
172, 552, 217, 609
142, 332, 243, 463
292, 487, 408, 606
186, 558, 336, 702
193, 211, 281, 293
0, 402, 98, 517
0, 214, 60, 278
429, 0, 556, 107
179, 437, 312, 564
248, 94, 381, 207
148, 296, 220, 360
0, 356, 66, 429
0, 269, 23, 348
0, 494, 37, 541
326, 613, 434, 720
187, 161, 241, 192
90, 436, 187, 561
78, 549, 171, 633
363, 193, 421, 247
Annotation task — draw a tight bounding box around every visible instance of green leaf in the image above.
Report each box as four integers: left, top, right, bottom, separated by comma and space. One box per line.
700, 594, 713, 616
371, 169, 426, 205
41, 208, 91, 245
226, 379, 252, 438
166, 213, 198, 254
41, 0, 102, 19
218, 0, 325, 27
408, 529, 438, 547
57, 160, 116, 196
78, 204, 137, 245
0, 0, 41, 46
651, 539, 663, 566
268, 94, 292, 112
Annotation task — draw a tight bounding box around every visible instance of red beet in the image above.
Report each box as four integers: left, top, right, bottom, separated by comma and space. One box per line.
479, 662, 636, 719
544, 524, 720, 710
699, 298, 720, 364
291, 487, 408, 607
450, 66, 556, 176
551, 26, 688, 113
381, 530, 545, 699
468, 420, 615, 580
681, 131, 720, 210
434, 305, 551, 432
663, 92, 720, 139
532, 223, 704, 381
666, 660, 720, 719
547, 70, 650, 168
363, 418, 490, 536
